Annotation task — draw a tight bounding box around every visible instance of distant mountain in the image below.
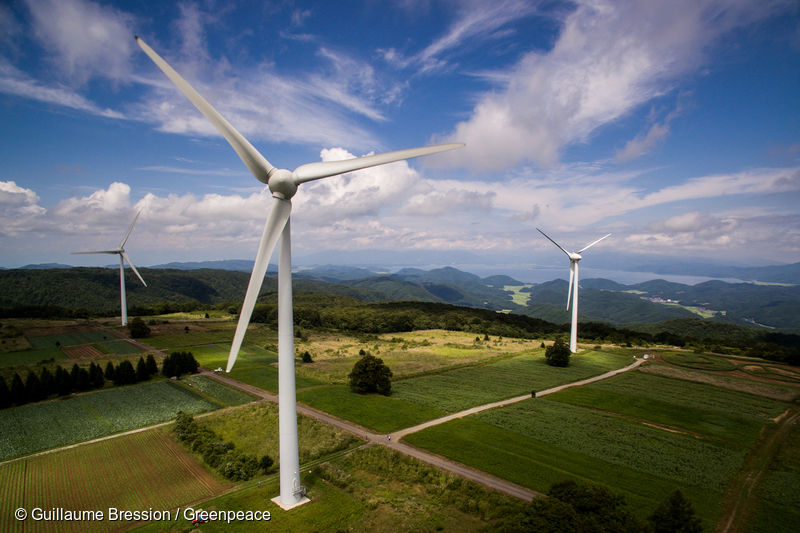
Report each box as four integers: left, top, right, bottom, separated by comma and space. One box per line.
294, 249, 492, 267
149, 260, 270, 272
17, 263, 73, 269
294, 265, 381, 282
627, 261, 800, 284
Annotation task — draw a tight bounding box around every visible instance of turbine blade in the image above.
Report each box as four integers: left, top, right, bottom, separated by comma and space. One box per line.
293, 143, 464, 184
121, 251, 147, 287
567, 262, 574, 310
136, 37, 274, 184
120, 211, 141, 248
578, 233, 611, 253
227, 196, 292, 372
72, 250, 120, 255
537, 228, 570, 257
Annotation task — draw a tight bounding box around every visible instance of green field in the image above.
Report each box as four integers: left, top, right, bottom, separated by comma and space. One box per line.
392, 350, 631, 412
27, 331, 113, 349
749, 422, 800, 532
586, 371, 788, 423
0, 381, 220, 459
0, 430, 224, 533
297, 385, 446, 433
661, 351, 737, 371
547, 384, 768, 446
145, 330, 235, 350
181, 375, 258, 406
97, 339, 142, 355
0, 347, 67, 366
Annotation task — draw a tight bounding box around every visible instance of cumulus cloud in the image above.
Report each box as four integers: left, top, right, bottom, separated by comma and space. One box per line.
434, 0, 793, 170
25, 0, 137, 84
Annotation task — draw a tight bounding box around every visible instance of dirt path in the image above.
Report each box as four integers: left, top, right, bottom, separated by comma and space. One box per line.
716, 407, 800, 533
203, 358, 645, 503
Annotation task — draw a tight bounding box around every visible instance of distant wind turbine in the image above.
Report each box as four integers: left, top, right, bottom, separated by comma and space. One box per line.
136, 36, 463, 509
72, 212, 147, 326
537, 229, 610, 353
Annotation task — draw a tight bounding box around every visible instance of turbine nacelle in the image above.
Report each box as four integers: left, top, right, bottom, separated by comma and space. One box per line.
268, 168, 299, 199
569, 252, 582, 262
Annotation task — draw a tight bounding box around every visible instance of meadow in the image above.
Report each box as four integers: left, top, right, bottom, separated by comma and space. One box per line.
296, 385, 446, 433
391, 349, 631, 412
0, 430, 225, 533
750, 423, 800, 532
0, 378, 238, 459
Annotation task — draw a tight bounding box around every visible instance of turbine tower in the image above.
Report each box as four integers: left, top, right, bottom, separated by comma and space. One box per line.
537, 229, 610, 353
136, 37, 463, 509
73, 212, 147, 326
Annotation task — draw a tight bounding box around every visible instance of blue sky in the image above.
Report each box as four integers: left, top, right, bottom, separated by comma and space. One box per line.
1, 0, 799, 274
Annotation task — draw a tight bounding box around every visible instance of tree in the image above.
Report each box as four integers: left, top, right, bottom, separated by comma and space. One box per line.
546, 338, 571, 367
54, 365, 71, 396
302, 351, 313, 363
348, 354, 393, 395
260, 454, 274, 473
104, 361, 115, 381
88, 362, 104, 389
114, 360, 137, 385
0, 376, 10, 409
648, 489, 703, 533
146, 354, 158, 375
39, 367, 56, 397
10, 372, 27, 406
127, 317, 151, 338
136, 357, 150, 381
25, 371, 45, 402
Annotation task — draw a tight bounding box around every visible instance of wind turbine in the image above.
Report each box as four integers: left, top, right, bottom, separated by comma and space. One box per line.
537, 229, 610, 353
135, 37, 463, 509
72, 212, 147, 326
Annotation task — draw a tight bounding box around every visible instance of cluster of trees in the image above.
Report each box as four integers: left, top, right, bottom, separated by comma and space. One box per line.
494, 480, 703, 533
348, 352, 393, 395
0, 354, 160, 408
104, 355, 159, 386
161, 351, 199, 378
173, 412, 273, 481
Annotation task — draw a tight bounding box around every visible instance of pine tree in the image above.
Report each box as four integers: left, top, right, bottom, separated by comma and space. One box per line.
113, 360, 137, 386
54, 366, 71, 396
0, 376, 11, 409
145, 354, 158, 375
10, 373, 27, 406
136, 357, 150, 382
104, 361, 115, 381
88, 362, 104, 389
648, 489, 703, 533
25, 371, 45, 402
39, 367, 56, 398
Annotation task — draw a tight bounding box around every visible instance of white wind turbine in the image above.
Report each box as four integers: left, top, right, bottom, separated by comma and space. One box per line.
136, 37, 463, 509
537, 229, 610, 353
72, 212, 147, 326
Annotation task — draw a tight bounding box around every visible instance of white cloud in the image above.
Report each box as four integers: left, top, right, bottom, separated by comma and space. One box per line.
25, 0, 136, 84
434, 0, 793, 170
0, 58, 125, 118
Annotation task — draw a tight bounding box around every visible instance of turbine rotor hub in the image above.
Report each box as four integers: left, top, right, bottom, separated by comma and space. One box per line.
569, 253, 582, 261
267, 169, 298, 199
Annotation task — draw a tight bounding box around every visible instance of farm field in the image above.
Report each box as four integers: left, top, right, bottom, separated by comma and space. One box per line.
749, 422, 800, 532
0, 429, 225, 533
27, 330, 114, 349
130, 445, 520, 533
391, 349, 631, 412
0, 379, 227, 459
296, 385, 446, 433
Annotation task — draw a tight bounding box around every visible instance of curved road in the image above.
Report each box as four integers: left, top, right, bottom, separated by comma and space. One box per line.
202, 358, 644, 502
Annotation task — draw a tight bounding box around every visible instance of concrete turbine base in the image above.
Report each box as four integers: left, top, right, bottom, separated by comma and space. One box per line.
271, 495, 310, 511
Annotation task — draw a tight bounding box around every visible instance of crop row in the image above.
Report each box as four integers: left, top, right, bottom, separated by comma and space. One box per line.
27, 331, 111, 349
474, 399, 746, 491
181, 375, 256, 406
0, 381, 219, 459
0, 430, 221, 533
145, 331, 234, 350
392, 350, 630, 412
586, 371, 787, 423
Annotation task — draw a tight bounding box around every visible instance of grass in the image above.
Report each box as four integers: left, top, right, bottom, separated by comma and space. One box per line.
97, 339, 142, 355
547, 384, 768, 446
27, 331, 112, 349
587, 370, 789, 423
403, 417, 721, 528
392, 349, 631, 412
0, 347, 68, 366
180, 375, 258, 406
661, 351, 737, 371
749, 421, 800, 532
197, 402, 359, 466
503, 285, 533, 306
144, 330, 236, 350
297, 385, 446, 433
130, 445, 522, 533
